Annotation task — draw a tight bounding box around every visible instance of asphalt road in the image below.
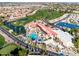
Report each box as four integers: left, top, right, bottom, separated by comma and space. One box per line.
50, 14, 70, 24
0, 27, 61, 56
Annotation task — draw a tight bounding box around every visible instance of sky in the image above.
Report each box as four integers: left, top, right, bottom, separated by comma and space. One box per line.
0, 0, 79, 2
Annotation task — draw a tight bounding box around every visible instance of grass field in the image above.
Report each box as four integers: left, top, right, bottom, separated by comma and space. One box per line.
0, 44, 17, 55
13, 17, 34, 26
0, 34, 6, 47
27, 9, 64, 20
12, 9, 64, 26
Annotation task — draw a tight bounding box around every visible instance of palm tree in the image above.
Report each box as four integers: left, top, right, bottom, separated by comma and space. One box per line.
32, 42, 36, 48
41, 43, 47, 55
55, 45, 60, 53
53, 37, 60, 43
18, 49, 28, 56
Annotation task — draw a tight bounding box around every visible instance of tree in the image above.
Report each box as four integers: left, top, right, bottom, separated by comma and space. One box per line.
41, 43, 47, 55
18, 49, 28, 56
73, 38, 79, 53
55, 45, 60, 52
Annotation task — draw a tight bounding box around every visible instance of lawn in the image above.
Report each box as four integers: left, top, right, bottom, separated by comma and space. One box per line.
12, 9, 64, 26
12, 17, 35, 26
1, 25, 10, 31
0, 44, 17, 55
27, 9, 64, 20
0, 34, 6, 47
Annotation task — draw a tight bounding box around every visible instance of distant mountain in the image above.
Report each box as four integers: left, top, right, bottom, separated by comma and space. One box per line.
0, 2, 79, 7
0, 2, 49, 6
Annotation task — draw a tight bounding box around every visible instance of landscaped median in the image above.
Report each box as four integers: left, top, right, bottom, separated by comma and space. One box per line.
0, 34, 6, 47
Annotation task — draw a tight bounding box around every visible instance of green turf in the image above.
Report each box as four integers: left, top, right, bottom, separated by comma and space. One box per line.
0, 34, 6, 47
27, 9, 64, 20
0, 44, 17, 55
1, 25, 10, 30
13, 17, 35, 26
12, 9, 64, 26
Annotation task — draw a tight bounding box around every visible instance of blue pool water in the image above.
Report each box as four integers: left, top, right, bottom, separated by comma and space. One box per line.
55, 22, 79, 29
30, 33, 38, 41
26, 32, 43, 42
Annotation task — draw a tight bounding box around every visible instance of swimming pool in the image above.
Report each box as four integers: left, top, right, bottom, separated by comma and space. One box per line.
55, 22, 79, 29
30, 32, 38, 41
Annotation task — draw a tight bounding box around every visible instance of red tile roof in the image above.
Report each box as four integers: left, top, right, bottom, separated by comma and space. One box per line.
36, 23, 57, 36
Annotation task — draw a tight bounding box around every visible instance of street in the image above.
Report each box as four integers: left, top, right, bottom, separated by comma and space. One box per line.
0, 27, 61, 56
